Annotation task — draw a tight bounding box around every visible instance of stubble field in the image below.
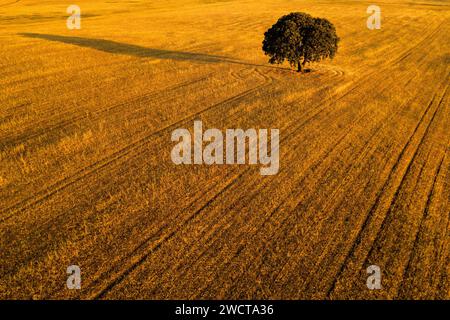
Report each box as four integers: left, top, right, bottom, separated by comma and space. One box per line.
0, 0, 449, 299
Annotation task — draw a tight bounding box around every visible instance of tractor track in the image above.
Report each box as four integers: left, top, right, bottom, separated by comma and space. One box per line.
0, 72, 214, 148
326, 82, 449, 298
397, 152, 446, 298
1, 79, 272, 221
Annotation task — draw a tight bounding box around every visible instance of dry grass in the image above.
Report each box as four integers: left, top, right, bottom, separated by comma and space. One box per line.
0, 0, 449, 299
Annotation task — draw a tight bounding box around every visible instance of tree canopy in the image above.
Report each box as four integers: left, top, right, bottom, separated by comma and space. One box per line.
262, 12, 339, 73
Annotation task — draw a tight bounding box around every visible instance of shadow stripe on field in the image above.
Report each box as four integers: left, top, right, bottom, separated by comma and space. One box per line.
19, 32, 230, 63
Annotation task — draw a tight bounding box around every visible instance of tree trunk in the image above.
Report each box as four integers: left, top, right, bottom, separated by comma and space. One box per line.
297, 61, 304, 73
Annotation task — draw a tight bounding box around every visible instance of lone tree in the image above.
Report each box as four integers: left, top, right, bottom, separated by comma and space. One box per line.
262, 12, 339, 73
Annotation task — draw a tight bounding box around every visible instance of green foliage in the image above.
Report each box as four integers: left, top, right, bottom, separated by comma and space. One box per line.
262, 12, 339, 72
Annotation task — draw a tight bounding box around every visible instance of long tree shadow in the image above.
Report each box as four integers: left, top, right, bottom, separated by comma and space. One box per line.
19, 32, 234, 63
19, 33, 296, 72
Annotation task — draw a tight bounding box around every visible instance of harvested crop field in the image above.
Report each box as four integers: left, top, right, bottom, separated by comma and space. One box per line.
0, 0, 449, 299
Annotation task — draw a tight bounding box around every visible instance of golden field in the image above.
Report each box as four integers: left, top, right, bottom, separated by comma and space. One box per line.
0, 0, 449, 299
